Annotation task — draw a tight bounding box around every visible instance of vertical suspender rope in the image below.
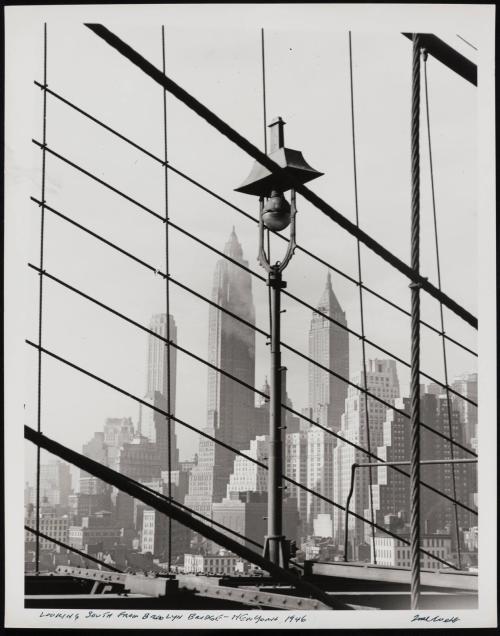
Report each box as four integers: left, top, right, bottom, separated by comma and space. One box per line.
422, 50, 462, 570
161, 25, 173, 572
261, 28, 273, 334
261, 28, 268, 153
35, 22, 48, 574
409, 33, 422, 610
348, 32, 376, 564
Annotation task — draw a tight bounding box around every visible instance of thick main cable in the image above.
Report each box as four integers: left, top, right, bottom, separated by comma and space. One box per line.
409, 33, 422, 610
84, 23, 477, 330
34, 79, 477, 359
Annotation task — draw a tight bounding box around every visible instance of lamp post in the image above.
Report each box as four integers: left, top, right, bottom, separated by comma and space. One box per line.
235, 117, 322, 567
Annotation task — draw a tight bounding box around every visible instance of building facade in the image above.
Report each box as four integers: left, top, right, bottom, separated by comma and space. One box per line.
333, 359, 400, 553
139, 313, 179, 472
370, 533, 452, 570
369, 390, 477, 553
308, 271, 349, 433
451, 373, 478, 450
185, 229, 257, 517
25, 512, 69, 551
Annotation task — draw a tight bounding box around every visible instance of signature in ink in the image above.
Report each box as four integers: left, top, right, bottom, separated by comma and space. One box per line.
412, 614, 460, 624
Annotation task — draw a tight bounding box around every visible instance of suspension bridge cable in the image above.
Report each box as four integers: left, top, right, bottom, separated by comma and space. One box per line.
456, 34, 478, 51
30, 142, 477, 384
33, 80, 477, 359
161, 23, 173, 575
26, 150, 477, 405
22, 376, 458, 571
409, 32, 422, 610
261, 27, 273, 338
35, 23, 48, 575
25, 525, 123, 573
348, 31, 376, 564
26, 265, 478, 516
423, 50, 462, 569
28, 196, 478, 456
85, 23, 478, 330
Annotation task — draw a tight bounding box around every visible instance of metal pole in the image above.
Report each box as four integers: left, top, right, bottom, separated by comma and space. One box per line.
409, 33, 421, 610
344, 463, 358, 562
266, 265, 286, 567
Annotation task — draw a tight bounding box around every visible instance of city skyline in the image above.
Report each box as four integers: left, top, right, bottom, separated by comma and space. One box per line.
7, 7, 491, 623
23, 228, 479, 482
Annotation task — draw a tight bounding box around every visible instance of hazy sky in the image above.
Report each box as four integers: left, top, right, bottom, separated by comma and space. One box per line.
5, 8, 484, 484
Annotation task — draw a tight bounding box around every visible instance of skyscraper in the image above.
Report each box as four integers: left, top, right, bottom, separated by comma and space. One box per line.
333, 359, 400, 553
145, 313, 177, 411
303, 273, 348, 535
139, 313, 179, 472
369, 391, 477, 552
185, 228, 257, 516
308, 271, 349, 432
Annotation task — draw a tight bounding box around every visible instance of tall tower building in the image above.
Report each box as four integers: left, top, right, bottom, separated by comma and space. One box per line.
308, 271, 349, 432
303, 273, 348, 536
185, 228, 257, 517
145, 313, 177, 411
139, 313, 179, 472
333, 359, 400, 552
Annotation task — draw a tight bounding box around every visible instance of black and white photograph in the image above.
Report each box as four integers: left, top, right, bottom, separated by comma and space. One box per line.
3, 3, 496, 630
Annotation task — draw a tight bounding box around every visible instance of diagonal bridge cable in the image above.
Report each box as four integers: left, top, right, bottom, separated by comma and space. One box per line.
84, 23, 477, 330
25, 266, 478, 516
28, 196, 478, 455
27, 148, 477, 408
33, 80, 477, 360
23, 343, 462, 571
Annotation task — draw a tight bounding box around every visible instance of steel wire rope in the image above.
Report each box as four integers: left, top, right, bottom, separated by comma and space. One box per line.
33, 80, 477, 360
28, 196, 478, 460
347, 31, 376, 564
35, 23, 48, 574
423, 49, 464, 570
26, 263, 477, 517
161, 24, 173, 575
456, 34, 478, 51
409, 33, 421, 610
22, 347, 459, 571
261, 28, 273, 339
84, 23, 478, 330
28, 143, 477, 405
